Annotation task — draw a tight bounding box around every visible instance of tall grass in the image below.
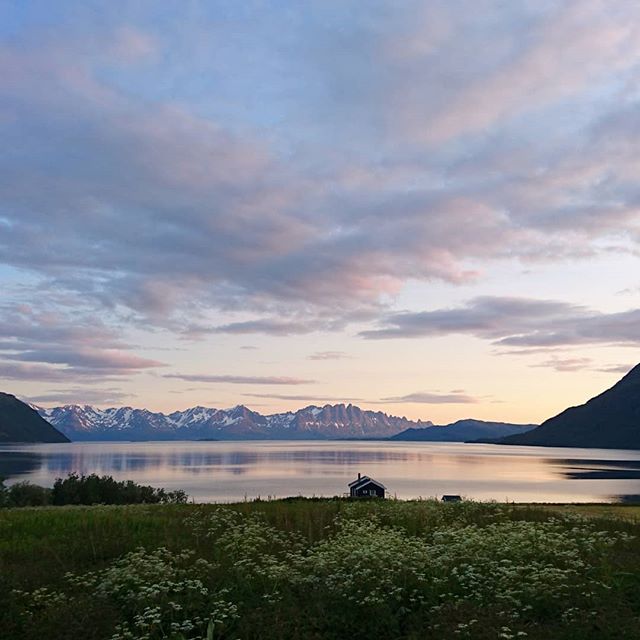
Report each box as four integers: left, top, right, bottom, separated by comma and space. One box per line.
1, 499, 640, 639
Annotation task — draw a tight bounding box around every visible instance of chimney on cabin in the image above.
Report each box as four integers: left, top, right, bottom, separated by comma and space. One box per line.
358, 472, 361, 480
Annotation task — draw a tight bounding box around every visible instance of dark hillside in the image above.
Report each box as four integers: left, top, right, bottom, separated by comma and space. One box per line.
0, 392, 70, 443
501, 364, 640, 449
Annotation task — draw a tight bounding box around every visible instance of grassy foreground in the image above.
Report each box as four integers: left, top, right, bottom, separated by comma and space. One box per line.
2, 500, 640, 640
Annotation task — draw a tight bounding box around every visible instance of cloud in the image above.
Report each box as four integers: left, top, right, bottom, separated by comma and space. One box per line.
530, 357, 593, 373
243, 393, 364, 403
1, 0, 640, 388
0, 5, 639, 341
379, 392, 479, 404
0, 362, 83, 382
210, 319, 326, 336
26, 388, 132, 406
307, 351, 351, 360
10, 348, 163, 370
0, 303, 164, 381
597, 364, 635, 374
409, 1, 640, 143
163, 374, 315, 385
110, 26, 158, 62
617, 284, 640, 296
362, 296, 640, 348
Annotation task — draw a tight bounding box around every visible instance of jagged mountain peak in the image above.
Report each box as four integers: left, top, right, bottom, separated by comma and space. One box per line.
227, 404, 252, 413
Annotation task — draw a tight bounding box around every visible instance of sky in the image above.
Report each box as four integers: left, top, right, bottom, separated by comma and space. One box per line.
1, 0, 639, 423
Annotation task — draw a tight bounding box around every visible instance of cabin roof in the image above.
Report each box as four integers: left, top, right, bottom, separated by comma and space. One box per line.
349, 475, 387, 490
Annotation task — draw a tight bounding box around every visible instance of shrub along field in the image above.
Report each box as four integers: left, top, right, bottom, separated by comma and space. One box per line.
1, 499, 640, 640
0, 473, 188, 507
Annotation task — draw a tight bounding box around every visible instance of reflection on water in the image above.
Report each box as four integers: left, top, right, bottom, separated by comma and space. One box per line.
0, 451, 41, 478
1, 440, 640, 503
611, 495, 640, 504
551, 459, 640, 480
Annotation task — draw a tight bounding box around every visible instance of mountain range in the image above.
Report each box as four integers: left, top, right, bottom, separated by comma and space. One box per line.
500, 363, 640, 449
34, 402, 432, 441
5, 360, 637, 446
391, 419, 536, 442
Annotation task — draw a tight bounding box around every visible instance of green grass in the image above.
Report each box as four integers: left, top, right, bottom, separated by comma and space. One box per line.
2, 499, 640, 640
536, 504, 640, 521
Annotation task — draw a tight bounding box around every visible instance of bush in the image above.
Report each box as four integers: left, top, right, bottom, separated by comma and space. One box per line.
0, 474, 188, 507
6, 481, 52, 507
51, 473, 188, 506
0, 478, 52, 507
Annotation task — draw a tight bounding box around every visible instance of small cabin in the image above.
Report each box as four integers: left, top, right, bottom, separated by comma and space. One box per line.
349, 473, 386, 498
441, 494, 462, 502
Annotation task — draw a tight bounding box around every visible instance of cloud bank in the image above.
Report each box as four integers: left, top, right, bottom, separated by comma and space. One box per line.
1, 1, 639, 399
1, 3, 639, 331
362, 296, 640, 348
0, 303, 164, 381
163, 374, 315, 385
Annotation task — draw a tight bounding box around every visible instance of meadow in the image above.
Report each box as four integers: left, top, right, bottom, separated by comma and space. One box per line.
1, 499, 640, 640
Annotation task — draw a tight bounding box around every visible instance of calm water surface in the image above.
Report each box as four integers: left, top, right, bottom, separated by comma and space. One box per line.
2, 440, 640, 503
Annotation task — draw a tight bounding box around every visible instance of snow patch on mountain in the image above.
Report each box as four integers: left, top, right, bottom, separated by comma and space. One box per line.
34, 403, 432, 441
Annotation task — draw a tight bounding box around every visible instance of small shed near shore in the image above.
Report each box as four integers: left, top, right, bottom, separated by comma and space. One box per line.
441, 494, 462, 502
349, 473, 386, 498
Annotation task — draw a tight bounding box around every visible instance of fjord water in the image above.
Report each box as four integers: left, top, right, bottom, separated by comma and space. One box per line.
2, 440, 640, 503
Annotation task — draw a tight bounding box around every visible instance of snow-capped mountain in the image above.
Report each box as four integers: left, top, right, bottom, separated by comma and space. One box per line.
268, 404, 428, 439
34, 403, 430, 441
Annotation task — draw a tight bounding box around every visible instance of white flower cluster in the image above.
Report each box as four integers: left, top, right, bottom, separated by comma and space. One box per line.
66, 546, 238, 640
